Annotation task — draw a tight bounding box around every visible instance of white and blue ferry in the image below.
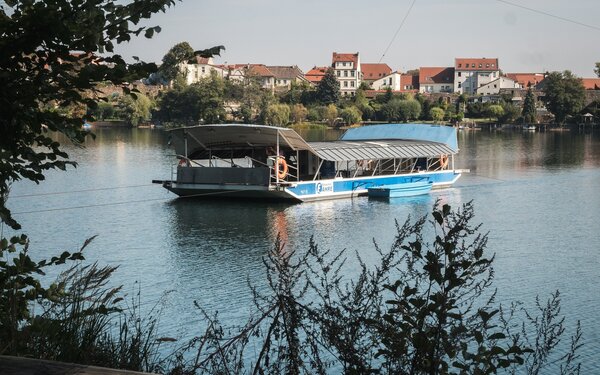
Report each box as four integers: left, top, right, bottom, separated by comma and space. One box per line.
156, 123, 464, 202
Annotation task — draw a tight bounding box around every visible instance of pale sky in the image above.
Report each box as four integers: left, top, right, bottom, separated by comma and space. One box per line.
116, 0, 600, 77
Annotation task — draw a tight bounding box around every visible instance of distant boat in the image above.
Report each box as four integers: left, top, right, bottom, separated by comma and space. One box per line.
368, 180, 433, 198
523, 125, 536, 131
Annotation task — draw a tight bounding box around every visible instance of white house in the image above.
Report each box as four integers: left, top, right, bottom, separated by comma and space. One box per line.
476, 76, 520, 96
454, 58, 500, 94
266, 66, 307, 90
419, 67, 454, 93
371, 72, 402, 91
181, 57, 226, 85
332, 52, 361, 97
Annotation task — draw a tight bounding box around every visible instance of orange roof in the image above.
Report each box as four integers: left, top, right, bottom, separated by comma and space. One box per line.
305, 66, 328, 83
361, 63, 392, 80
455, 58, 499, 71
505, 73, 545, 88
247, 64, 274, 77
582, 78, 600, 90
400, 74, 419, 89
332, 52, 359, 65
419, 67, 454, 84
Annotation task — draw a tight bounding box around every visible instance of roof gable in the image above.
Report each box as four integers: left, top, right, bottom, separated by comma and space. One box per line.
419, 67, 454, 84
332, 52, 359, 65
361, 63, 392, 79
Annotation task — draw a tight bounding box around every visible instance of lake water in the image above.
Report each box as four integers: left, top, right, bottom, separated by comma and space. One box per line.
6, 126, 600, 371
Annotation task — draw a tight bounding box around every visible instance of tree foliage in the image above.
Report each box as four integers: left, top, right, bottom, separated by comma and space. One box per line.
595, 62, 600, 78
339, 106, 362, 125
264, 104, 291, 126
159, 41, 194, 83
522, 88, 537, 124
0, 0, 224, 230
542, 71, 585, 124
315, 68, 340, 105
430, 107, 445, 123
486, 104, 505, 122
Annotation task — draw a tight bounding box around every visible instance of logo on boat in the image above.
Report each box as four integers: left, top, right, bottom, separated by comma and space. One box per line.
316, 182, 333, 194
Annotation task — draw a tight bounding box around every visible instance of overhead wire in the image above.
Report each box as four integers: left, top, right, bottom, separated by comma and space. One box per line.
12, 189, 242, 215
379, 0, 417, 63
10, 183, 156, 199
496, 0, 600, 32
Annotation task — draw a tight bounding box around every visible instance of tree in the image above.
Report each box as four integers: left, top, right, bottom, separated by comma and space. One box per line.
430, 107, 445, 123
542, 71, 585, 124
486, 104, 505, 122
381, 99, 402, 122
315, 68, 340, 105
290, 104, 308, 124
324, 104, 338, 127
118, 93, 154, 126
159, 41, 194, 83
398, 99, 422, 121
264, 104, 291, 126
1, 1, 226, 230
595, 62, 600, 78
522, 88, 537, 124
339, 106, 362, 125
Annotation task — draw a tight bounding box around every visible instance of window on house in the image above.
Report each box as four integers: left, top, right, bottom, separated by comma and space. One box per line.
479, 64, 482, 68
351, 71, 355, 77
344, 71, 348, 77
471, 63, 475, 68
201, 67, 205, 73
494, 84, 497, 88
486, 64, 490, 68
351, 91, 355, 96
351, 81, 355, 87
458, 72, 461, 77
336, 71, 340, 77
389, 78, 392, 85
344, 81, 348, 87
343, 62, 347, 66
458, 83, 462, 88
492, 63, 495, 67
458, 63, 462, 68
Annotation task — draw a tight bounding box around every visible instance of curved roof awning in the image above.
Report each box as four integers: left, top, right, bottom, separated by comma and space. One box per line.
169, 124, 314, 156
308, 140, 455, 162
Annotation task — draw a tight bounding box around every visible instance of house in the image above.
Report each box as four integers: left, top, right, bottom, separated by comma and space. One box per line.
400, 73, 419, 92
305, 66, 329, 86
371, 71, 402, 91
454, 58, 500, 94
245, 64, 276, 89
476, 76, 520, 96
182, 57, 226, 84
332, 52, 361, 97
505, 73, 545, 89
266, 66, 307, 89
361, 63, 392, 85
419, 67, 454, 93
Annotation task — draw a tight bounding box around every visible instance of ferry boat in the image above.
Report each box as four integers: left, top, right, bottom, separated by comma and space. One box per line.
154, 123, 464, 202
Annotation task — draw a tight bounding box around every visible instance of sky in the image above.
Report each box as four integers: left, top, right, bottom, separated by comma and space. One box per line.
116, 0, 600, 77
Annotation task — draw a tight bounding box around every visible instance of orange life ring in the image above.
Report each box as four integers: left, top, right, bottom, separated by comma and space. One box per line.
440, 155, 449, 169
276, 157, 288, 179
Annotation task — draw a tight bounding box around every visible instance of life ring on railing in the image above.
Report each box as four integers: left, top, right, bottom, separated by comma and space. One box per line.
275, 157, 288, 179
440, 155, 449, 169
178, 158, 187, 167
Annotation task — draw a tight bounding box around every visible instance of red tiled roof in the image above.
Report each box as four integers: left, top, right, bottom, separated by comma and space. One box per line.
332, 52, 359, 65
361, 63, 392, 80
505, 73, 545, 88
193, 56, 211, 64
247, 64, 274, 77
400, 74, 419, 90
419, 67, 454, 84
305, 66, 328, 83
455, 58, 499, 71
582, 78, 600, 90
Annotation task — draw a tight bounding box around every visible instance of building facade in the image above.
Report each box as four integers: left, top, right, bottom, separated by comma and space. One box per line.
371, 72, 402, 91
332, 52, 361, 97
419, 67, 454, 93
454, 58, 500, 94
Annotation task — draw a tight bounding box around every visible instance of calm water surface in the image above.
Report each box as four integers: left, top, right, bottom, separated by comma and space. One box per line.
6, 127, 600, 370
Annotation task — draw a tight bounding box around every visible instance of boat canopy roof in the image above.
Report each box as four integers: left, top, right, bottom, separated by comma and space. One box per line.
169, 123, 458, 161
341, 123, 458, 152
308, 139, 455, 162
169, 124, 314, 156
